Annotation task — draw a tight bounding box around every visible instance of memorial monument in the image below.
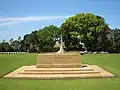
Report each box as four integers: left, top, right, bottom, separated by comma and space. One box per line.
37, 34, 82, 68
4, 35, 114, 79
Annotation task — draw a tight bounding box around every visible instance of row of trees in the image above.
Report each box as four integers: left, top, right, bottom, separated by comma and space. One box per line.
0, 13, 120, 53
0, 25, 61, 52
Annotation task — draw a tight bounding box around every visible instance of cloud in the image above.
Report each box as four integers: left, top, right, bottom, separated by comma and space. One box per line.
0, 21, 22, 26
0, 15, 70, 26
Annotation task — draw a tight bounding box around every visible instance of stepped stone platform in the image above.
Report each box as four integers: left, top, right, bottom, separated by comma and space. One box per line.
4, 65, 114, 79
4, 53, 114, 79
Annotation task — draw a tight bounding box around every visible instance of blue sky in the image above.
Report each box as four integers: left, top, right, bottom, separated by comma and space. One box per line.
0, 0, 120, 41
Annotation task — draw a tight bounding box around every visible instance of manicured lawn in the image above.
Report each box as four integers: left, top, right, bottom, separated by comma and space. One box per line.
0, 53, 120, 90
0, 53, 37, 76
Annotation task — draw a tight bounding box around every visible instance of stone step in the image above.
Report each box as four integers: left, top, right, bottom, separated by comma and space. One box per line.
24, 68, 94, 72
18, 71, 100, 75
15, 73, 102, 79
36, 64, 81, 68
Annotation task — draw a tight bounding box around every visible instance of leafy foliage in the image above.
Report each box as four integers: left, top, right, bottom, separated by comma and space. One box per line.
61, 13, 110, 51
21, 25, 60, 52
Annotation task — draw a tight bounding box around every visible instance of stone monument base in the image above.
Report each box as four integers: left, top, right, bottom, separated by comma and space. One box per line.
4, 65, 114, 79
4, 53, 114, 79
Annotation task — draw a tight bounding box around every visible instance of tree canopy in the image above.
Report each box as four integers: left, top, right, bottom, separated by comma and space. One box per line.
21, 25, 60, 52
0, 13, 120, 53
61, 13, 110, 51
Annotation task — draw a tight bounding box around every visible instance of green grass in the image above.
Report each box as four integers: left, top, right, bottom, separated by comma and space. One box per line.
0, 53, 120, 90
0, 53, 37, 76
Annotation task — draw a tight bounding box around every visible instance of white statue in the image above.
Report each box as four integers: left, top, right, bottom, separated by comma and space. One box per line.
55, 34, 65, 54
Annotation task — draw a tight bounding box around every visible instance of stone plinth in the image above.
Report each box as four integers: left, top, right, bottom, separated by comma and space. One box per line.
36, 53, 81, 68
4, 52, 115, 79
4, 65, 114, 79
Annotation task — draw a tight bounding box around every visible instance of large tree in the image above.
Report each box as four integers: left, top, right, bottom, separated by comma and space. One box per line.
21, 25, 60, 52
36, 25, 61, 52
61, 13, 110, 51
21, 31, 38, 52
0, 40, 10, 52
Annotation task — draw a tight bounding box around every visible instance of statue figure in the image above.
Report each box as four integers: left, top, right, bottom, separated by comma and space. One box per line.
54, 34, 65, 54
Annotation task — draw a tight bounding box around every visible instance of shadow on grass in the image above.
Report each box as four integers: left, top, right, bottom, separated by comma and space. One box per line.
0, 74, 2, 78
0, 74, 5, 79
0, 67, 19, 79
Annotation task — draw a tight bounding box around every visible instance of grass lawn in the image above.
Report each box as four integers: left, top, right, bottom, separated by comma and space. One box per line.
0, 53, 120, 90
